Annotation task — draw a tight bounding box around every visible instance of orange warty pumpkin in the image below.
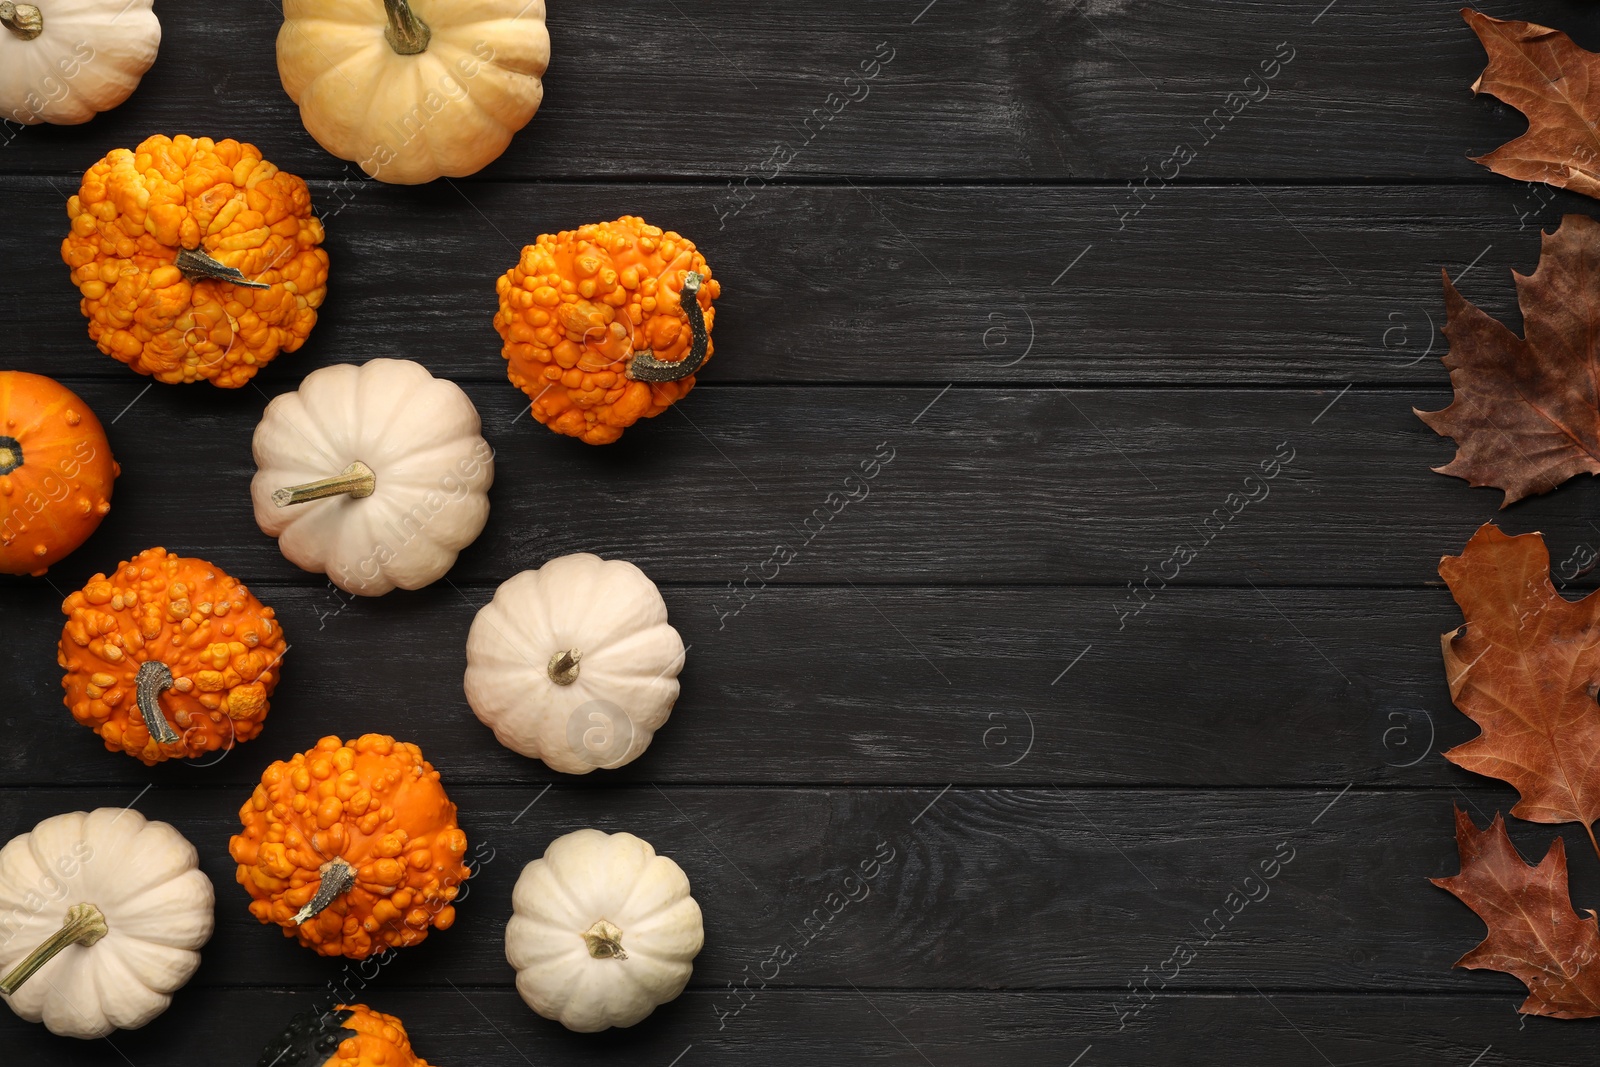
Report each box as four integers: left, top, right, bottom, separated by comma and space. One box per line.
59, 547, 286, 763
62, 134, 330, 388
258, 1003, 435, 1067
231, 734, 470, 960
493, 216, 721, 444
0, 371, 119, 576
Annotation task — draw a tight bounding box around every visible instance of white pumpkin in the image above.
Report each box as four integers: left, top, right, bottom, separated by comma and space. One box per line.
0, 808, 214, 1039
464, 553, 685, 774
0, 0, 159, 125
251, 358, 494, 597
277, 0, 549, 184
506, 829, 703, 1032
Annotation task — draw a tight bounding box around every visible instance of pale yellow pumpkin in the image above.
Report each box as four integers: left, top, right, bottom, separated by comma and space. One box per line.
277, 0, 549, 184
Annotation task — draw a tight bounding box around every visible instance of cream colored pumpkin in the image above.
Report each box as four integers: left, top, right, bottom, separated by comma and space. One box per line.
0, 809, 213, 1039
464, 554, 685, 774
277, 0, 549, 184
0, 0, 159, 125
506, 829, 703, 1032
251, 358, 494, 597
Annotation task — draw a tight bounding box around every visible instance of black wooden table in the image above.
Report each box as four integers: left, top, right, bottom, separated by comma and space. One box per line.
4, 1, 1599, 1063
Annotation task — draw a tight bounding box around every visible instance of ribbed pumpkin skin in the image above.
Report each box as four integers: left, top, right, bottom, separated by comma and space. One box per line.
506, 829, 704, 1031
231, 734, 471, 959
0, 371, 118, 575
276, 0, 549, 185
0, 0, 160, 125
0, 808, 214, 1040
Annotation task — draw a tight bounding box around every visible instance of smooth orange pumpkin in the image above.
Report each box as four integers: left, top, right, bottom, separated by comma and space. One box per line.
258, 1003, 435, 1067
0, 371, 118, 576
493, 216, 721, 444
59, 547, 286, 763
231, 734, 470, 960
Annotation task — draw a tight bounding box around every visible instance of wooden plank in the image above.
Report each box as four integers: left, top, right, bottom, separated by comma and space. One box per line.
0, 583, 1483, 788
0, 989, 1574, 1066
0, 380, 1588, 590
0, 786, 1564, 992
2, 176, 1589, 385
0, 1, 1594, 183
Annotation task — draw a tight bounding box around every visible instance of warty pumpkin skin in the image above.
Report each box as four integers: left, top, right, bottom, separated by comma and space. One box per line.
0, 370, 118, 576
61, 134, 330, 387
494, 216, 721, 444
59, 547, 286, 764
231, 734, 471, 960
259, 1003, 435, 1067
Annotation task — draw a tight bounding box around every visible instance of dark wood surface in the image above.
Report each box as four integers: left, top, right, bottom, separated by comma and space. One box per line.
4, 1, 1600, 1063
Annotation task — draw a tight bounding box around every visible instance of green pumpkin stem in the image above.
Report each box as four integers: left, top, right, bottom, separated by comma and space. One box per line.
547, 649, 581, 686
0, 436, 22, 476
626, 272, 710, 383
0, 2, 43, 40
174, 247, 272, 290
134, 660, 182, 745
0, 904, 108, 995
382, 0, 431, 55
583, 919, 627, 960
272, 462, 377, 508
293, 859, 358, 925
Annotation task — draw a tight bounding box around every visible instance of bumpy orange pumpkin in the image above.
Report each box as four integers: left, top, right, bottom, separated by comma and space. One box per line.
258, 1003, 435, 1067
61, 134, 330, 388
231, 734, 470, 960
59, 547, 286, 763
0, 371, 119, 576
493, 216, 721, 444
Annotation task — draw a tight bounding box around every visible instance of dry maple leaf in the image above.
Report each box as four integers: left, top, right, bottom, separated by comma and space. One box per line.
1439, 523, 1600, 849
1415, 214, 1600, 506
1432, 806, 1600, 1018
1463, 8, 1600, 198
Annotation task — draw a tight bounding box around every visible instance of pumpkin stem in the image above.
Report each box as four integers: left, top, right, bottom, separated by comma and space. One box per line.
0, 2, 43, 40
0, 903, 107, 996
175, 247, 272, 291
135, 660, 182, 745
626, 272, 710, 383
293, 858, 358, 924
382, 0, 431, 55
582, 918, 627, 960
0, 435, 21, 477
273, 462, 377, 508
547, 649, 582, 686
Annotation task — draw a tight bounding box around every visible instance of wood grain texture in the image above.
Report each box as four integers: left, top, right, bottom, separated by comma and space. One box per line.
0, 380, 1593, 591
0, 583, 1495, 787
0, 0, 1596, 183
0, 989, 1580, 1066
0, 786, 1571, 992
2, 176, 1594, 385
4, 0, 1598, 1060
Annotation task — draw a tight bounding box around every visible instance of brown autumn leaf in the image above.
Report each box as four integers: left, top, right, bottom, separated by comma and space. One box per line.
1439, 523, 1600, 848
1463, 8, 1600, 198
1432, 806, 1600, 1018
1415, 214, 1600, 506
